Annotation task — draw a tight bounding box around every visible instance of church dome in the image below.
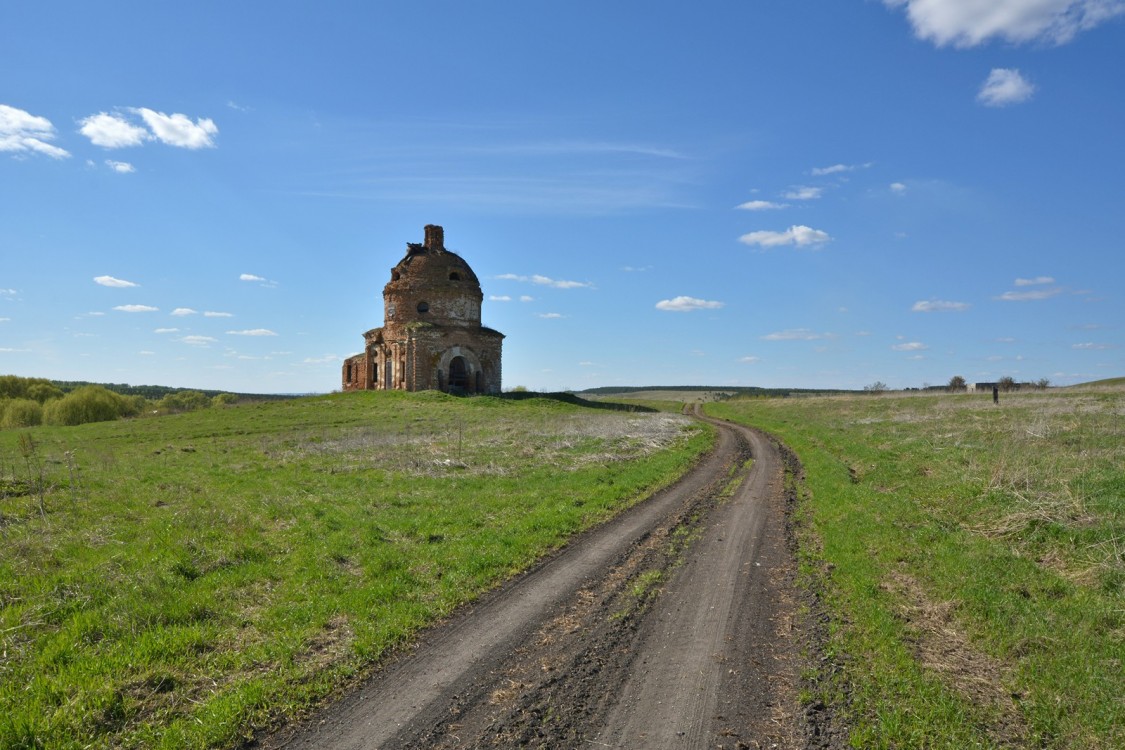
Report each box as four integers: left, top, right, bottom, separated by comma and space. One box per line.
383, 224, 483, 327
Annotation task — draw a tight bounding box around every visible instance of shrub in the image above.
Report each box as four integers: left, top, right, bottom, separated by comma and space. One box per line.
43, 386, 137, 427
211, 393, 238, 407
157, 390, 212, 413
1, 398, 43, 428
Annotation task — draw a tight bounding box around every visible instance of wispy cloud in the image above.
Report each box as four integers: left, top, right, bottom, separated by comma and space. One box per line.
762, 329, 832, 341
739, 225, 831, 249
94, 275, 139, 288
227, 329, 277, 336
180, 335, 216, 346
655, 296, 724, 312
738, 355, 761, 363
0, 104, 70, 159
736, 200, 788, 211
497, 273, 594, 289
996, 288, 1063, 301
105, 160, 135, 173
303, 354, 342, 364
537, 312, 566, 319
171, 307, 198, 316
912, 299, 971, 313
113, 304, 158, 313
204, 311, 233, 318
489, 295, 512, 302
782, 186, 823, 200
240, 272, 278, 287
883, 0, 1125, 47
154, 327, 179, 334
1072, 342, 1115, 350
890, 182, 907, 193
891, 341, 928, 351
1015, 276, 1055, 286
978, 68, 1035, 107
811, 162, 870, 176
134, 108, 218, 149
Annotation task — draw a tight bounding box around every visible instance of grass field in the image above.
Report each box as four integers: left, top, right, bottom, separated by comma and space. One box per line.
0, 391, 710, 749
709, 387, 1124, 749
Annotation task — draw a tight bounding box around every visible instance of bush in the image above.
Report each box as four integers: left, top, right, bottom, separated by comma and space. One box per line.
156, 390, 211, 414
1, 398, 43, 428
43, 386, 138, 427
211, 393, 238, 407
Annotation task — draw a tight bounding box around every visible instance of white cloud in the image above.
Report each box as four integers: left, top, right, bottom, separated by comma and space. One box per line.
978, 68, 1036, 107
204, 311, 233, 317
154, 327, 179, 334
892, 341, 928, 351
761, 328, 830, 341
240, 273, 264, 282
94, 275, 139, 288
113, 304, 158, 313
1015, 275, 1055, 286
782, 186, 823, 200
489, 295, 512, 302
1072, 342, 1115, 350
912, 299, 971, 312
132, 108, 218, 149
738, 355, 761, 363
520, 295, 534, 303
996, 288, 1063, 301
105, 160, 135, 173
0, 288, 17, 297
811, 163, 863, 176
0, 317, 9, 323
739, 225, 832, 249
537, 312, 566, 319
0, 104, 70, 159
302, 354, 342, 364
227, 328, 277, 336
78, 112, 149, 148
655, 296, 725, 312
883, 0, 1125, 47
171, 307, 198, 316
180, 335, 216, 346
497, 273, 594, 289
890, 182, 907, 193
736, 200, 788, 211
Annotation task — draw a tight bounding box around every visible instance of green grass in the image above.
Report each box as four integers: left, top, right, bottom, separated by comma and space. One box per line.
709, 388, 1124, 749
0, 391, 710, 749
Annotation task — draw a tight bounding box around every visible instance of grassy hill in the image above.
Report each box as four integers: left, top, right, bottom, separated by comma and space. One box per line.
0, 391, 709, 749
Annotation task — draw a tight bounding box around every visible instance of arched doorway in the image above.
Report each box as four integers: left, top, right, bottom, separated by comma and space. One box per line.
448, 356, 469, 393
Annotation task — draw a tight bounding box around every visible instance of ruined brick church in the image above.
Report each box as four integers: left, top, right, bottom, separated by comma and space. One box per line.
341, 225, 504, 394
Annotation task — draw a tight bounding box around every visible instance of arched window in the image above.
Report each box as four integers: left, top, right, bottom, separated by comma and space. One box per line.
416, 301, 429, 313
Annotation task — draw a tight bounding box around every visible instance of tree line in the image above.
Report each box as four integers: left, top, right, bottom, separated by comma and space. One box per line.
0, 375, 241, 429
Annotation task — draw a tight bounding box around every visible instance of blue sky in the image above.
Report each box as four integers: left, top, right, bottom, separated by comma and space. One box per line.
2, 1, 1123, 393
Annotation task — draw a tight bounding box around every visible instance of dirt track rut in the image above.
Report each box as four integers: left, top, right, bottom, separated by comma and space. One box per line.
260, 409, 801, 749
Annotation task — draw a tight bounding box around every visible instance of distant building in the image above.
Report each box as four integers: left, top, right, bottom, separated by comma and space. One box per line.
342, 225, 504, 394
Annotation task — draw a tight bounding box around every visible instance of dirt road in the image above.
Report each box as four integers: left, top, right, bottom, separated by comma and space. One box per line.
260, 410, 805, 749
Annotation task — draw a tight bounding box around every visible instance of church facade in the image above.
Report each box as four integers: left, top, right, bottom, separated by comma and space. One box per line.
341, 225, 504, 394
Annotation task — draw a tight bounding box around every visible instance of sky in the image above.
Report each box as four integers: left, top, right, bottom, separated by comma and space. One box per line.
2, 1, 1123, 393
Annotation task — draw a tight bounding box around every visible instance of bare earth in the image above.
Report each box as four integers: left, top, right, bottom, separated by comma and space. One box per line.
258, 410, 822, 749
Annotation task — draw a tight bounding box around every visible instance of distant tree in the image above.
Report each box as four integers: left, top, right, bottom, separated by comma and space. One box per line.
157, 390, 211, 413
1, 399, 44, 428
1035, 377, 1050, 389
211, 392, 239, 407
947, 375, 967, 392
26, 382, 64, 403
43, 385, 139, 426
507, 385, 529, 393
998, 376, 1017, 392
864, 381, 888, 393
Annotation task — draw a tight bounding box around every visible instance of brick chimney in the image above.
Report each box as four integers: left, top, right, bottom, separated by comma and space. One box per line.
424, 224, 444, 250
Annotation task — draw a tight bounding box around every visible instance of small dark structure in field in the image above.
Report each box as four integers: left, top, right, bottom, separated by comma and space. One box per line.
342, 225, 504, 394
